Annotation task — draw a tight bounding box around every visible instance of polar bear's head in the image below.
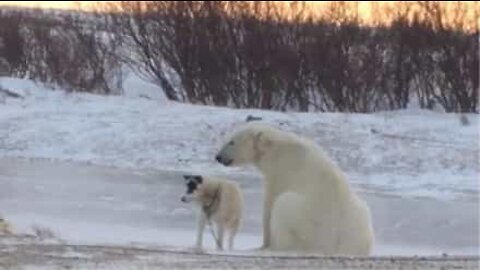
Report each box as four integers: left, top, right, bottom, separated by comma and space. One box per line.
215, 123, 276, 167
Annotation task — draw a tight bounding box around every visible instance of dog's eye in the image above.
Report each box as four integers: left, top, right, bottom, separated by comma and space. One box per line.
229, 141, 234, 146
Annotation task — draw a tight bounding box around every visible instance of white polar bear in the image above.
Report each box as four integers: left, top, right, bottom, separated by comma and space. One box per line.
215, 122, 374, 255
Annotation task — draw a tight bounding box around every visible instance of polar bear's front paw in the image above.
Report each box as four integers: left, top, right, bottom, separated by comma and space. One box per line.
251, 244, 269, 252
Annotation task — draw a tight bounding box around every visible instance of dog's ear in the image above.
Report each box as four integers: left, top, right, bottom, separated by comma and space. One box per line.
183, 175, 196, 181
184, 174, 202, 183
194, 175, 203, 183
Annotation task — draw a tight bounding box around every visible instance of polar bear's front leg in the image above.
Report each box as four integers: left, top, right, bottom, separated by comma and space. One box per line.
261, 182, 274, 249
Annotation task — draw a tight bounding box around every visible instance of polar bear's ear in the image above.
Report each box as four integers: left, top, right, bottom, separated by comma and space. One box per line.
253, 131, 272, 149
253, 131, 272, 162
253, 132, 263, 143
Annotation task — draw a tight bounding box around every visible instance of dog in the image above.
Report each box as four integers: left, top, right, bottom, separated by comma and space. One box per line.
181, 174, 243, 251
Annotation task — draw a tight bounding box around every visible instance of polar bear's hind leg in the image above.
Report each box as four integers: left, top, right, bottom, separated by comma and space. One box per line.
270, 192, 315, 252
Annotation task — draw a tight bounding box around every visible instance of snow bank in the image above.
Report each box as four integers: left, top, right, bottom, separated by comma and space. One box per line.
0, 77, 478, 200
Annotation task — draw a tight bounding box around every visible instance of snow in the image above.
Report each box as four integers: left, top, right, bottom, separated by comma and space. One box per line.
1, 77, 478, 201
0, 77, 478, 259
121, 70, 167, 101
0, 158, 477, 257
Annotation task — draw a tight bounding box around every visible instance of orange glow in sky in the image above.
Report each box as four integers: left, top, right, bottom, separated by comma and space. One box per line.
1, 1, 478, 32
0, 1, 382, 12
0, 1, 97, 10
0, 1, 380, 12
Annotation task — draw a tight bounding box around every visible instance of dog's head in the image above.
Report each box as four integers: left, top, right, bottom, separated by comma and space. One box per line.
181, 174, 203, 203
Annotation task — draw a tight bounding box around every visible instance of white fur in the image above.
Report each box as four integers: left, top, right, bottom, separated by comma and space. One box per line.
186, 177, 243, 251
216, 123, 374, 255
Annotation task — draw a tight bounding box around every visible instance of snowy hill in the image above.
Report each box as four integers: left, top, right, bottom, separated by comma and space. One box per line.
0, 77, 478, 201
0, 77, 478, 267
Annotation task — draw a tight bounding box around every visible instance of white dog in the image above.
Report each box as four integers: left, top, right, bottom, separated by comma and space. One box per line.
181, 174, 243, 251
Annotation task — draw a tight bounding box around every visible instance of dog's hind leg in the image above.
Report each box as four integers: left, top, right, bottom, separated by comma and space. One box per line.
216, 223, 225, 251
227, 227, 238, 251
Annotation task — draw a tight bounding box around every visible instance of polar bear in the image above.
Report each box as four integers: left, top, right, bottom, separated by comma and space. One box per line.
215, 122, 374, 255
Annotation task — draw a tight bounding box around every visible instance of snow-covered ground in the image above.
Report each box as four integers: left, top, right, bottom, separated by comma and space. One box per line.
0, 158, 478, 257
1, 77, 478, 200
0, 77, 479, 260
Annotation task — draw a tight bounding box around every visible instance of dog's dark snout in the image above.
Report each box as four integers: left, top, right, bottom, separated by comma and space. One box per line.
215, 155, 222, 163
180, 196, 186, 202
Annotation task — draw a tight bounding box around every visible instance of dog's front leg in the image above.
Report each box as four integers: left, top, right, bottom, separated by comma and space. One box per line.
195, 211, 206, 249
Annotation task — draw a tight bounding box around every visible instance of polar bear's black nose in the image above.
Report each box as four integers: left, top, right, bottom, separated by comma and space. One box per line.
216, 155, 233, 166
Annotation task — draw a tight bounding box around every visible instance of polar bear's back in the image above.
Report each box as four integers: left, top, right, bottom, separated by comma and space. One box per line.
266, 127, 350, 193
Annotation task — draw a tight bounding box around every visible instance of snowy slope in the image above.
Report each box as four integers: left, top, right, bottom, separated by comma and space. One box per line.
1, 158, 478, 256
0, 77, 478, 200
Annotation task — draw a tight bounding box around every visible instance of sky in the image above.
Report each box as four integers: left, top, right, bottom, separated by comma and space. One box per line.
0, 1, 94, 10
0, 1, 401, 14
0, 1, 477, 31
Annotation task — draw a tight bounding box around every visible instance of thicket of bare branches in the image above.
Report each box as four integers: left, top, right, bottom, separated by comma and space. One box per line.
1, 1, 478, 112
106, 1, 478, 112
0, 8, 123, 94
0, 9, 26, 76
